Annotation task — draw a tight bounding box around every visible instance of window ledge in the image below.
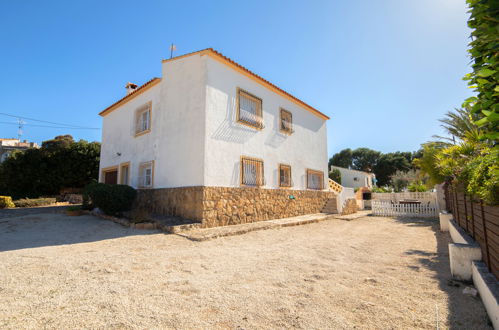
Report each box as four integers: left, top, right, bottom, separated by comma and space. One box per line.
134, 129, 151, 138
237, 119, 264, 130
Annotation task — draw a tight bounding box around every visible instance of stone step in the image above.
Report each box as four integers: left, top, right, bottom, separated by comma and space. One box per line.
322, 198, 338, 214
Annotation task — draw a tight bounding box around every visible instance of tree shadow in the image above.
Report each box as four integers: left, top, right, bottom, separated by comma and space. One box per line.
392, 217, 492, 329
0, 210, 157, 252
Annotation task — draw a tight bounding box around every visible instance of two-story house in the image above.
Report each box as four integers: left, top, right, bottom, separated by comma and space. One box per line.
99, 48, 335, 227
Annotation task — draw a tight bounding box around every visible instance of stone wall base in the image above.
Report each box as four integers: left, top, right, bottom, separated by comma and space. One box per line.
134, 186, 336, 228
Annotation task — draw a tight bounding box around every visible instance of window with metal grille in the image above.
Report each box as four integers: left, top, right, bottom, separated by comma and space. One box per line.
135, 102, 151, 136
241, 157, 264, 186
280, 108, 293, 134
279, 164, 292, 187
307, 169, 324, 190
237, 89, 263, 129
138, 161, 154, 188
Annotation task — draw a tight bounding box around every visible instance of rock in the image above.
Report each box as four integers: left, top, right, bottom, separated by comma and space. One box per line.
462, 287, 478, 296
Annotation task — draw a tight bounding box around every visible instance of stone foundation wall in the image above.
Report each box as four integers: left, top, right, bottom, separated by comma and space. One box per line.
341, 198, 358, 215
201, 187, 336, 228
134, 186, 336, 228
134, 187, 204, 221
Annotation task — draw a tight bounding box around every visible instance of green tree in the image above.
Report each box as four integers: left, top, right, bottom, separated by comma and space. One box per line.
463, 0, 499, 144
329, 168, 341, 184
351, 148, 381, 172
373, 152, 412, 186
0, 135, 100, 199
329, 148, 353, 169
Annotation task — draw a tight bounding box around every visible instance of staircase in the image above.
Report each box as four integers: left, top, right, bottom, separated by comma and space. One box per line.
322, 197, 339, 214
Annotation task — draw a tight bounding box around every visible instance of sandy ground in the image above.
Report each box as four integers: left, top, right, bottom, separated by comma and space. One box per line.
0, 213, 492, 329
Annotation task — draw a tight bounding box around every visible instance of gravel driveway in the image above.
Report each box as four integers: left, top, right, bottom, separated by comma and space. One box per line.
0, 213, 492, 329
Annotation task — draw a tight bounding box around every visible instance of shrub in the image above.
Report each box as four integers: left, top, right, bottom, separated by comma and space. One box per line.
82, 181, 99, 210
0, 196, 15, 208
66, 205, 82, 212
328, 169, 341, 184
14, 197, 56, 208
85, 183, 136, 216
408, 181, 427, 192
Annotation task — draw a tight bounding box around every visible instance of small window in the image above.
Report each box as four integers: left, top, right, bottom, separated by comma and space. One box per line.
237, 89, 263, 129
135, 102, 151, 136
353, 177, 359, 181
120, 162, 130, 185
241, 156, 264, 186
306, 169, 324, 190
280, 108, 293, 134
138, 161, 154, 188
279, 164, 292, 187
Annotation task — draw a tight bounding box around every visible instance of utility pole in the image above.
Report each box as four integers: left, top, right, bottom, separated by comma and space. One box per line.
17, 118, 24, 140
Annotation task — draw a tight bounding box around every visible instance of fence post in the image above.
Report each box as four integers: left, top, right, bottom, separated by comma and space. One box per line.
463, 193, 469, 232
453, 189, 459, 225
470, 195, 475, 239
480, 200, 491, 270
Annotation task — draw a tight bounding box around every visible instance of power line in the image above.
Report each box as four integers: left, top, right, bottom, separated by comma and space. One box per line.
0, 112, 100, 129
0, 121, 100, 130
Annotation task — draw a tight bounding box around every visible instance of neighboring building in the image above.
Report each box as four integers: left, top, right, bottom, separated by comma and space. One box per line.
0, 139, 39, 163
99, 48, 334, 227
330, 165, 375, 189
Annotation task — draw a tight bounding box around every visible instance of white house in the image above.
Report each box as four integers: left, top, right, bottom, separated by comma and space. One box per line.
98, 48, 334, 227
330, 165, 375, 189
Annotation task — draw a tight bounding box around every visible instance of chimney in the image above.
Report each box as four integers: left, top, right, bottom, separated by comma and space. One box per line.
125, 82, 138, 95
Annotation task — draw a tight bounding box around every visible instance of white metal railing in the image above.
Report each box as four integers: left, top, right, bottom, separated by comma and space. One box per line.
371, 200, 439, 218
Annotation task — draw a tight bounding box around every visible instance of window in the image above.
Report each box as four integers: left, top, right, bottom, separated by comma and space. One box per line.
237, 88, 263, 129
135, 102, 151, 136
279, 164, 292, 187
306, 169, 324, 190
279, 108, 293, 134
138, 161, 154, 188
241, 156, 264, 186
120, 162, 130, 185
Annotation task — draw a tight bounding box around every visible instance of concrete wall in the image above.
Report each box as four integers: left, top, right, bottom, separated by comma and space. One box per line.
204, 56, 328, 189
99, 55, 207, 188
330, 166, 374, 189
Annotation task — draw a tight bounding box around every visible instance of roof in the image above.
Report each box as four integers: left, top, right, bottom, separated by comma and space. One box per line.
99, 48, 329, 120
99, 78, 161, 116
162, 48, 329, 120
331, 165, 375, 176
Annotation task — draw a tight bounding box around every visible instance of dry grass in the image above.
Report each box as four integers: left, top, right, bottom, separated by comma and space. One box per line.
0, 213, 492, 329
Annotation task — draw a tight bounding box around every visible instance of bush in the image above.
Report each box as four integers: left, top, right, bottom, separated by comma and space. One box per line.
82, 181, 99, 210
14, 197, 56, 208
0, 196, 15, 208
372, 186, 390, 193
328, 169, 341, 184
84, 183, 136, 216
408, 181, 427, 192
66, 205, 82, 212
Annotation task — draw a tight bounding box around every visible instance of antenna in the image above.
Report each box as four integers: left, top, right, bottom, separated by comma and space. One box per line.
170, 43, 177, 59
17, 118, 25, 140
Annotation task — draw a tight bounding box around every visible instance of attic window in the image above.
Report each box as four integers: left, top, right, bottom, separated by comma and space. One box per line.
135, 102, 151, 136
280, 108, 293, 134
237, 89, 263, 129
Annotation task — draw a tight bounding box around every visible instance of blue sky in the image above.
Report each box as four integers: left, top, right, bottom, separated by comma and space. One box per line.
0, 0, 472, 156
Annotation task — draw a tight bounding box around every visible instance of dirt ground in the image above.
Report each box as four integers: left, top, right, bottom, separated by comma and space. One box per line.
0, 213, 492, 329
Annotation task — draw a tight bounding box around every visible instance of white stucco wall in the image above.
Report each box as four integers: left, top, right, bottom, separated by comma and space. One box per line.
99, 55, 206, 188
203, 56, 328, 189
331, 166, 374, 189
99, 52, 328, 191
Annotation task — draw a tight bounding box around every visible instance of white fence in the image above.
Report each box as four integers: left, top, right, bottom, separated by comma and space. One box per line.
372, 192, 437, 202
371, 200, 439, 218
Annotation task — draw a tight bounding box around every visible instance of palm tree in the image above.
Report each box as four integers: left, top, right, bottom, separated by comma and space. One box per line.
433, 106, 481, 144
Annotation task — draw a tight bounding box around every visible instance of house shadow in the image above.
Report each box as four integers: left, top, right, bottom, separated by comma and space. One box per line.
0, 207, 157, 253
391, 217, 493, 329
